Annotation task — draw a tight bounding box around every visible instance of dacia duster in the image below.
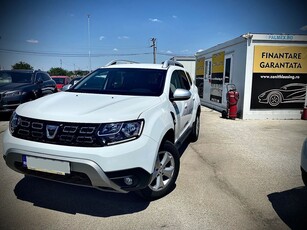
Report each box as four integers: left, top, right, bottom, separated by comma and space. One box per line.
3, 60, 201, 200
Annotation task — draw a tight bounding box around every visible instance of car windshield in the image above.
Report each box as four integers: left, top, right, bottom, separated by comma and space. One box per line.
53, 77, 66, 84
0, 71, 33, 85
70, 68, 167, 96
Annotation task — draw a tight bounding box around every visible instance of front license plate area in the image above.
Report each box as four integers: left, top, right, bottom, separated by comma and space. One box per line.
22, 155, 70, 175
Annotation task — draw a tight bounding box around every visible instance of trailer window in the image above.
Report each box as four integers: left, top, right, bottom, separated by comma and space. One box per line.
225, 58, 231, 84
205, 60, 212, 79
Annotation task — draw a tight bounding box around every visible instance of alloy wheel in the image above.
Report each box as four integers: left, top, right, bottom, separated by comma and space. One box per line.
149, 150, 175, 191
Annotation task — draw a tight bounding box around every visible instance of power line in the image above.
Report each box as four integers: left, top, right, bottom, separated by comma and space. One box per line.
0, 48, 152, 57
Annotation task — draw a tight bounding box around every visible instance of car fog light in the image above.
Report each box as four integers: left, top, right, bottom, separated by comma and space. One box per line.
124, 177, 133, 186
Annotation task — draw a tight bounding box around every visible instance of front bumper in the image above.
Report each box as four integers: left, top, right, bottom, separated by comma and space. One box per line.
3, 130, 157, 192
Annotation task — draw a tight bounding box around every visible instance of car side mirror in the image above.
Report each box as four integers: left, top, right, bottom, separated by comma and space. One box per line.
170, 89, 191, 101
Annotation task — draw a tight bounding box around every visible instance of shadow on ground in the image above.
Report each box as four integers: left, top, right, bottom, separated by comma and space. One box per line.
268, 186, 307, 230
0, 112, 11, 121
13, 129, 190, 216
14, 176, 150, 217
178, 136, 191, 157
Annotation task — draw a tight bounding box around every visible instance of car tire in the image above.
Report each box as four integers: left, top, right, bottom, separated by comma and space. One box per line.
268, 92, 282, 107
190, 113, 200, 142
137, 140, 180, 201
302, 168, 307, 186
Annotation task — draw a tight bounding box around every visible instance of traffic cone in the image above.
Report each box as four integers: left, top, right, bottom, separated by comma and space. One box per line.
302, 107, 307, 120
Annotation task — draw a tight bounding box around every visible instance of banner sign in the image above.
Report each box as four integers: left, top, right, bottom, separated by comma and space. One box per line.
196, 58, 205, 77
251, 46, 307, 109
195, 57, 205, 98
210, 51, 224, 103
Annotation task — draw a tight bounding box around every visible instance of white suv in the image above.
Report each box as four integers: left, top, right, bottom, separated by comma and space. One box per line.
3, 60, 201, 200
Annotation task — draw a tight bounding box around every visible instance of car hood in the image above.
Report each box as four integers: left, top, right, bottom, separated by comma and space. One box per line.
16, 92, 162, 123
0, 83, 31, 92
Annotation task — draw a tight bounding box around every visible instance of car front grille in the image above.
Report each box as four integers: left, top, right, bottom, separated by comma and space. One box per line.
13, 116, 102, 147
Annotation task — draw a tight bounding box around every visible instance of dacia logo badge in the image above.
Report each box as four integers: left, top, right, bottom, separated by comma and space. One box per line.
46, 125, 59, 139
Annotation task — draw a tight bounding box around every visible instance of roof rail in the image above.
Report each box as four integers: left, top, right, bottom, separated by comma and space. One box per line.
162, 60, 184, 68
105, 60, 139, 66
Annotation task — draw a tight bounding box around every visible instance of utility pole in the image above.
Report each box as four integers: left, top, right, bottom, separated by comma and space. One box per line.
87, 14, 92, 72
151, 38, 157, 64
60, 59, 62, 68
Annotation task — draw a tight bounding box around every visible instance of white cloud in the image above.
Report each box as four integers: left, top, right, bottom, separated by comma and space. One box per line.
197, 49, 204, 53
113, 48, 118, 51
26, 39, 39, 44
181, 49, 189, 53
172, 15, 177, 19
99, 36, 105, 40
300, 25, 307, 31
166, 50, 173, 54
118, 36, 129, 39
149, 18, 162, 23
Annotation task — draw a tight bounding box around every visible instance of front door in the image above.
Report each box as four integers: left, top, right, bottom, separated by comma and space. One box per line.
169, 70, 193, 141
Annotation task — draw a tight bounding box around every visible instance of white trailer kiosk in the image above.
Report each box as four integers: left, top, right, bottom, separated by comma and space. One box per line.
195, 33, 307, 119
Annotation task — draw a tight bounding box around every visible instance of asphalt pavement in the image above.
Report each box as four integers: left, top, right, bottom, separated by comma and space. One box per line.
0, 107, 307, 230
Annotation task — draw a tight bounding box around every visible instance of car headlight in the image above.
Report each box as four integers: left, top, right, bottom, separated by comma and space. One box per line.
258, 92, 266, 98
97, 120, 144, 145
4, 90, 23, 97
9, 111, 20, 134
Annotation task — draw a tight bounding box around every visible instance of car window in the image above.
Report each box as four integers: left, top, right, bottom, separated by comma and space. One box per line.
186, 72, 192, 85
0, 71, 33, 84
170, 71, 181, 95
282, 85, 305, 90
41, 73, 51, 81
178, 70, 191, 90
170, 70, 191, 92
53, 78, 65, 84
71, 68, 166, 96
0, 72, 12, 84
35, 73, 43, 82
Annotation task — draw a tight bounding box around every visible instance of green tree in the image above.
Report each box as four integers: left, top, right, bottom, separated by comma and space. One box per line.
11, 61, 33, 70
48, 67, 68, 76
75, 69, 89, 76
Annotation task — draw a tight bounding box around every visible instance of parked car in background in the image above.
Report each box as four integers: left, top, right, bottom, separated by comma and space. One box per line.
0, 70, 57, 112
301, 138, 307, 186
62, 76, 84, 91
70, 76, 83, 85
51, 76, 71, 91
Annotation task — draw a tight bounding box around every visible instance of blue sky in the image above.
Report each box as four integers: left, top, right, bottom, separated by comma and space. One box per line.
0, 0, 306, 72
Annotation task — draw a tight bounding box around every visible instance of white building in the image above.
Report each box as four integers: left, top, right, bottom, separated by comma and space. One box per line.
195, 33, 307, 119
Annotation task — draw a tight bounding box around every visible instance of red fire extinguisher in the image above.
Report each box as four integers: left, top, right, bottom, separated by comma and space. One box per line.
226, 84, 239, 119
